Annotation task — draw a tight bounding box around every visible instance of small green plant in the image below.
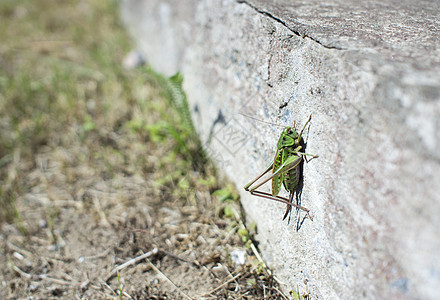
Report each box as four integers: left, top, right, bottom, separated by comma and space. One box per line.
290, 288, 301, 300
82, 115, 97, 132
117, 271, 123, 300
0, 181, 26, 234
237, 227, 252, 248
212, 186, 239, 202
289, 284, 310, 300
139, 68, 208, 171
223, 204, 235, 219
46, 207, 59, 245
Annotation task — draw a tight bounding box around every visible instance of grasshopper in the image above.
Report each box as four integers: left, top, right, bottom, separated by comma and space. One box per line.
244, 115, 318, 220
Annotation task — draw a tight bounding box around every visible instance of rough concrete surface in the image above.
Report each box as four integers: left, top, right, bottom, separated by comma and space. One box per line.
121, 0, 440, 299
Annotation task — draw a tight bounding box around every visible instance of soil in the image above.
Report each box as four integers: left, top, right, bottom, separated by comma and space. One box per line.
0, 143, 282, 299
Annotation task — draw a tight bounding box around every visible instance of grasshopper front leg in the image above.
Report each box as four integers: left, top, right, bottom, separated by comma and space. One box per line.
244, 160, 275, 192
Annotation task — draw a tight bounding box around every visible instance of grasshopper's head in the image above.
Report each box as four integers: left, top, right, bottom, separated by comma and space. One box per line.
277, 126, 298, 149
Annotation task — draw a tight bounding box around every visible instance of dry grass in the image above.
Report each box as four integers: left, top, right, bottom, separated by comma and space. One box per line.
0, 0, 294, 299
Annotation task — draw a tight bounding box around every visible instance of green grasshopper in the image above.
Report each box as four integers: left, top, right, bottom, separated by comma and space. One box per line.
244, 115, 318, 220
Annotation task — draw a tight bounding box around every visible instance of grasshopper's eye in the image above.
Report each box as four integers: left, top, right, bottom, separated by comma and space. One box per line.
289, 129, 298, 138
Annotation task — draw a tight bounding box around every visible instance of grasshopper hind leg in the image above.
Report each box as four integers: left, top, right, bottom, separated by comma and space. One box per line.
248, 189, 313, 221
282, 190, 294, 221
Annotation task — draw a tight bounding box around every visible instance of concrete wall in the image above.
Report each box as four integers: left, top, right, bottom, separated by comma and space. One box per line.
121, 0, 440, 298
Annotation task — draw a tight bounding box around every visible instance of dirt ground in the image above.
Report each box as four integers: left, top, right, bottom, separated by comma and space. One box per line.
0, 1, 292, 299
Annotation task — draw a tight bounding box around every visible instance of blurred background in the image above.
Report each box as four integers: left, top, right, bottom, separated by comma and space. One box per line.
0, 0, 288, 299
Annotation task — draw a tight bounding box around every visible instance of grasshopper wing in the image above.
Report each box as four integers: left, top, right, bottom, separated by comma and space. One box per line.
272, 153, 302, 196
271, 149, 285, 196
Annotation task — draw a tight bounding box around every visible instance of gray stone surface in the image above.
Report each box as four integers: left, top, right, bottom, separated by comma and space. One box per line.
121, 0, 440, 298
246, 0, 440, 68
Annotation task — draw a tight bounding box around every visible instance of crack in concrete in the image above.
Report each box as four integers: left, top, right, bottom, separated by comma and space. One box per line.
266, 33, 274, 87
239, 0, 345, 50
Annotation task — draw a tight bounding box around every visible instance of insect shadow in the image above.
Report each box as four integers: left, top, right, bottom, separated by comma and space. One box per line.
288, 123, 313, 231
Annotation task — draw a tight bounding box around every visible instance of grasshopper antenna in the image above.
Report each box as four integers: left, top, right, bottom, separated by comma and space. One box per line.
239, 113, 285, 128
